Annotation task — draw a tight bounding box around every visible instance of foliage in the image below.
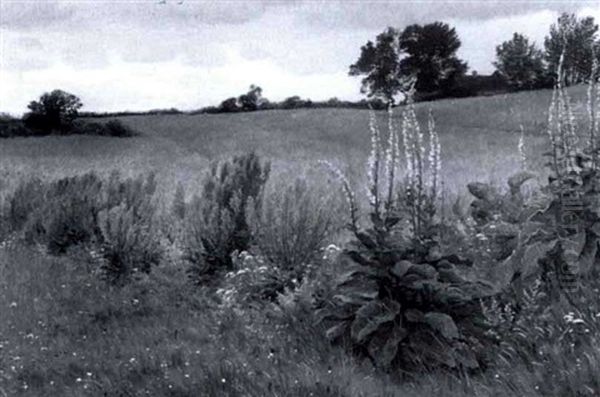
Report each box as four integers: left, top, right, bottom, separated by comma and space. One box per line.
349, 27, 407, 104
5, 172, 161, 282
23, 89, 83, 133
238, 85, 264, 111
247, 177, 342, 274
399, 22, 468, 97
103, 119, 138, 137
184, 152, 270, 283
217, 250, 289, 306
171, 181, 186, 220
494, 33, 547, 90
487, 55, 600, 297
218, 97, 240, 113
319, 105, 495, 372
544, 13, 600, 85
0, 114, 32, 138
98, 173, 161, 283
349, 23, 468, 102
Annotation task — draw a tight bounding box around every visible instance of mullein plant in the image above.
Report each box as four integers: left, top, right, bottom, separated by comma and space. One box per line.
318, 95, 495, 372
498, 50, 600, 299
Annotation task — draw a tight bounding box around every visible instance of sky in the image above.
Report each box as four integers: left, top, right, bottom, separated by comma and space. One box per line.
1, 1, 600, 115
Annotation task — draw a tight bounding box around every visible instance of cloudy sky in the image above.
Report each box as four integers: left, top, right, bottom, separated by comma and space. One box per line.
1, 1, 599, 115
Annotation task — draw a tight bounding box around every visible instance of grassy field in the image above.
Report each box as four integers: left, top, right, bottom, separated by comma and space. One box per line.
2, 85, 600, 396
3, 85, 592, 204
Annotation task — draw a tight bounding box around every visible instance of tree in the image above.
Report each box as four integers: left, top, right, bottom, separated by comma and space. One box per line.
219, 97, 240, 113
399, 22, 468, 96
349, 27, 405, 104
349, 23, 468, 102
494, 33, 546, 90
544, 13, 600, 85
238, 85, 264, 111
23, 89, 82, 132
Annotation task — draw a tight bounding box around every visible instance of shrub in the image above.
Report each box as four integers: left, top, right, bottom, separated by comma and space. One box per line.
318, 103, 496, 372
6, 177, 46, 232
98, 172, 161, 283
15, 173, 104, 253
23, 89, 82, 133
71, 119, 138, 137
247, 177, 342, 275
103, 119, 138, 137
6, 172, 162, 282
184, 152, 270, 283
0, 114, 32, 138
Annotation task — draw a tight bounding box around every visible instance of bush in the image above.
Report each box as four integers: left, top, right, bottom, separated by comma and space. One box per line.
13, 173, 104, 253
103, 119, 138, 137
5, 171, 162, 282
98, 172, 161, 282
247, 178, 342, 275
184, 152, 270, 283
23, 89, 82, 133
71, 119, 138, 137
0, 114, 33, 138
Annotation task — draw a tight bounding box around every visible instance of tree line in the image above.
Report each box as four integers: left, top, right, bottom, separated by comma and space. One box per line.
351, 12, 600, 104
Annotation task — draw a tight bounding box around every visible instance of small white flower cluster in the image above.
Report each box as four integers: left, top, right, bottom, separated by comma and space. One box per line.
322, 244, 341, 263
216, 251, 275, 307
563, 312, 585, 325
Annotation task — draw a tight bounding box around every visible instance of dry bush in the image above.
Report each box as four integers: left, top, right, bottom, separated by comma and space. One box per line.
4, 171, 162, 282
247, 177, 343, 275
98, 173, 162, 283
184, 152, 270, 283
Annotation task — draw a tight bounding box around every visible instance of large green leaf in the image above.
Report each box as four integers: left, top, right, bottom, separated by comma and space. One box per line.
406, 263, 437, 279
424, 312, 459, 340
520, 240, 557, 278
351, 300, 401, 343
368, 324, 408, 368
325, 322, 348, 341
391, 260, 413, 278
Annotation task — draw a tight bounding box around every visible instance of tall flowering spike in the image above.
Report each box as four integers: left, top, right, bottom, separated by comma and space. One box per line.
427, 109, 441, 201
588, 56, 599, 159
319, 160, 358, 232
367, 108, 382, 214
518, 124, 527, 171
384, 104, 399, 211
401, 102, 414, 182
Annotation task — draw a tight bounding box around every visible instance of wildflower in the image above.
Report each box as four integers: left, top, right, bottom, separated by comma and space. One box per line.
221, 378, 226, 384
86, 372, 92, 377
76, 378, 82, 383
9, 302, 17, 308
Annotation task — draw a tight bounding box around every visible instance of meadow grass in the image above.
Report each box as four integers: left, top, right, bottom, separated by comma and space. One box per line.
4, 85, 590, 203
